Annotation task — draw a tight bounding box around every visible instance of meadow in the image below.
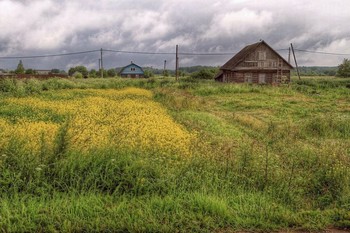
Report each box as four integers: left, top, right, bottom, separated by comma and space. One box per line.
0, 76, 349, 232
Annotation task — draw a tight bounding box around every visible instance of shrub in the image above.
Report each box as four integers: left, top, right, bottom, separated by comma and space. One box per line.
24, 79, 42, 94
68, 66, 88, 77
0, 78, 17, 93
73, 72, 83, 79
144, 70, 154, 79
190, 68, 218, 80
107, 68, 117, 77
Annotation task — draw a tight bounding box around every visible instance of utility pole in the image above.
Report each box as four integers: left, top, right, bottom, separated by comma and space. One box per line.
100, 48, 104, 78
98, 59, 101, 71
175, 45, 179, 81
288, 47, 291, 64
290, 43, 301, 80
163, 60, 167, 77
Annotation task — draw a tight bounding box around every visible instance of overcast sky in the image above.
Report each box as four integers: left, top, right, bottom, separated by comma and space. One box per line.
0, 0, 350, 71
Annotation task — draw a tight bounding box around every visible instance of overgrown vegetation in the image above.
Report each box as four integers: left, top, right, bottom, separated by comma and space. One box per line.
0, 76, 349, 232
337, 59, 350, 78
190, 67, 219, 79
293, 66, 337, 76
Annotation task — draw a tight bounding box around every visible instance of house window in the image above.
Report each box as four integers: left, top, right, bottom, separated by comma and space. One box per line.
258, 51, 266, 60
244, 73, 253, 83
258, 73, 266, 84
131, 68, 136, 71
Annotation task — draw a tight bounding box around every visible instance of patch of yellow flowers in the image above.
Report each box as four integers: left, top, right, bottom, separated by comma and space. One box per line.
0, 88, 196, 156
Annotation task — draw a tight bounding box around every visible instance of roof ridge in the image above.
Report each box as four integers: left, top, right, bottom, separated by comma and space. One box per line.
220, 41, 293, 70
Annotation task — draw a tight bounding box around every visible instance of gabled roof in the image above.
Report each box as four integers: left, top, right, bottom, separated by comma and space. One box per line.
120, 62, 144, 75
221, 40, 293, 70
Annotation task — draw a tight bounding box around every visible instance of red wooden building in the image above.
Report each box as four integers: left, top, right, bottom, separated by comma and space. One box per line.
215, 40, 293, 84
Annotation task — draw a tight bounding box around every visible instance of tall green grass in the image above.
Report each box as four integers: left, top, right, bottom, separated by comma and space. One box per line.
0, 76, 349, 232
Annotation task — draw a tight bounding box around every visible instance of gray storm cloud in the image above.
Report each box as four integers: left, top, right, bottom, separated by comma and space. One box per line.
0, 0, 350, 70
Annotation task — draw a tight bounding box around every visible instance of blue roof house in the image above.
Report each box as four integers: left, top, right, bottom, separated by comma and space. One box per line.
119, 62, 145, 78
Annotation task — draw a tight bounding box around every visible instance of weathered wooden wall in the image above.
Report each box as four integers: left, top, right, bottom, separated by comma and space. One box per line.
222, 70, 290, 84
236, 44, 290, 70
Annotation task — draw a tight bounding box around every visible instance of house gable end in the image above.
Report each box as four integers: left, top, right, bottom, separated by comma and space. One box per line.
120, 63, 144, 75
221, 41, 293, 71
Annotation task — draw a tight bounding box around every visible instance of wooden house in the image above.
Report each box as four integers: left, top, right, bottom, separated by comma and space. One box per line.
119, 62, 145, 78
215, 41, 293, 84
36, 70, 52, 75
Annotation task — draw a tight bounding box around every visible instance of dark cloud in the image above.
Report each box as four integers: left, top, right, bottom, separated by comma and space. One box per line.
0, 0, 349, 70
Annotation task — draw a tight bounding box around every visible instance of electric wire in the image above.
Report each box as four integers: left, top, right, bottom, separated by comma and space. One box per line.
294, 49, 350, 56
0, 49, 100, 59
0, 47, 348, 60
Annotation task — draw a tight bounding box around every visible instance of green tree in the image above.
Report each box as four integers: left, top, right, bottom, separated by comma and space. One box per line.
51, 69, 60, 74
75, 66, 88, 77
89, 69, 98, 78
107, 68, 117, 77
25, 69, 36, 75
337, 59, 350, 77
144, 69, 154, 78
68, 67, 76, 76
97, 69, 108, 78
163, 70, 169, 77
179, 70, 186, 77
68, 66, 88, 77
190, 68, 218, 79
15, 60, 25, 74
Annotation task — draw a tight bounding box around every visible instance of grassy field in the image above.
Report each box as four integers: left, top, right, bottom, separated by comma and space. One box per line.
0, 76, 349, 232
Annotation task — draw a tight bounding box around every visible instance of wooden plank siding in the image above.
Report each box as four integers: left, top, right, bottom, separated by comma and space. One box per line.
221, 70, 290, 84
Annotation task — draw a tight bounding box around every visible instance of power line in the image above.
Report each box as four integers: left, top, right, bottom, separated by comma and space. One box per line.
180, 52, 234, 56
103, 49, 174, 55
0, 49, 100, 59
0, 47, 348, 60
294, 49, 350, 56
105, 49, 235, 56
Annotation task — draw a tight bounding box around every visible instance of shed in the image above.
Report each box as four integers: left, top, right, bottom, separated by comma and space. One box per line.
119, 62, 145, 78
215, 41, 293, 84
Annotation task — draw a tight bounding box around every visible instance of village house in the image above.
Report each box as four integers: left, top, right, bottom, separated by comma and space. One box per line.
119, 62, 145, 78
215, 40, 293, 84
35, 70, 52, 75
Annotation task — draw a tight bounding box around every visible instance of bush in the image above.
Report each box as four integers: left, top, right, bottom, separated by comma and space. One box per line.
190, 68, 218, 80
24, 79, 42, 94
0, 78, 17, 93
73, 72, 83, 79
144, 70, 154, 79
107, 69, 117, 77
68, 66, 88, 77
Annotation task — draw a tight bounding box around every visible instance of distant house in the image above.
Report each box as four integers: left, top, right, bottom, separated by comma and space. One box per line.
35, 70, 52, 75
215, 40, 293, 84
119, 62, 145, 78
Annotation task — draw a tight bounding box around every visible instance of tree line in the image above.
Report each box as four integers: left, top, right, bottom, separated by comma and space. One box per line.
3, 59, 350, 79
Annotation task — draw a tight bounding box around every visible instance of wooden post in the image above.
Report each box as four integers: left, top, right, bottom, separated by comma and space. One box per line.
290, 43, 301, 80
175, 45, 179, 81
163, 60, 167, 77
288, 47, 291, 64
98, 59, 101, 71
100, 48, 104, 78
